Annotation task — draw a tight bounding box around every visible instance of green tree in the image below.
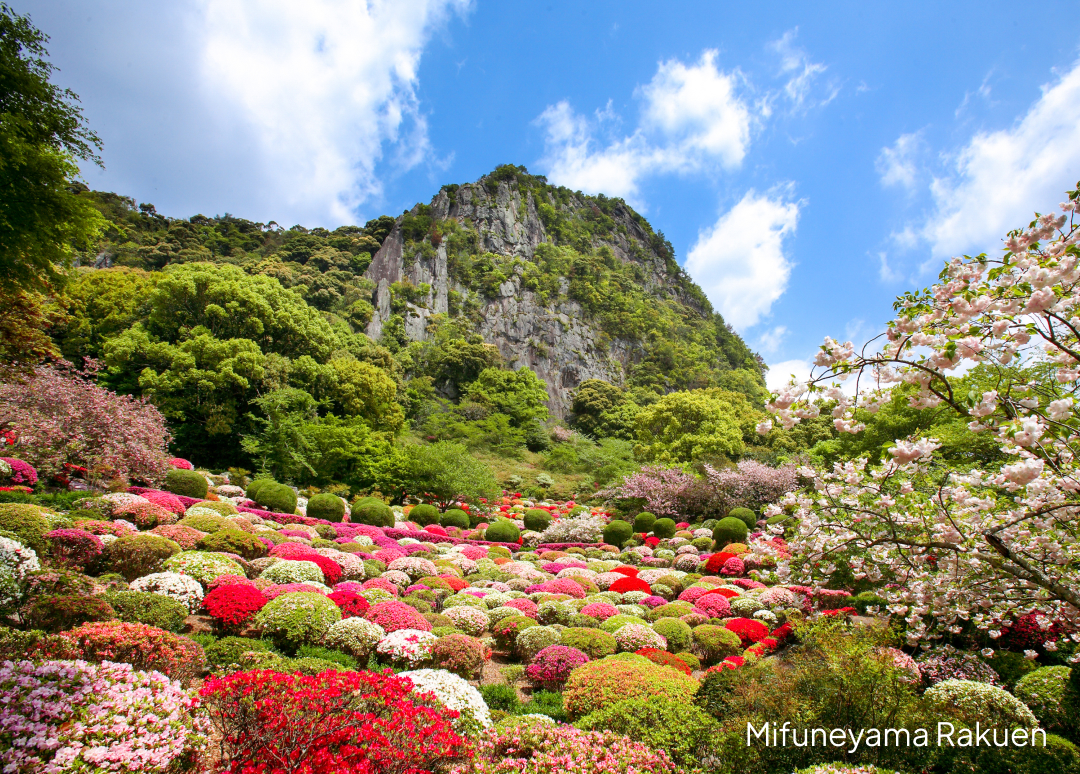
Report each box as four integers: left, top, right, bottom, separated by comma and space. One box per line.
634, 389, 753, 465
0, 6, 105, 294
398, 441, 499, 506
465, 367, 549, 427
240, 387, 319, 482
324, 356, 403, 433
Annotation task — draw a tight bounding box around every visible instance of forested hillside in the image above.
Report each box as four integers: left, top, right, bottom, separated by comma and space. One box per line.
43, 167, 771, 496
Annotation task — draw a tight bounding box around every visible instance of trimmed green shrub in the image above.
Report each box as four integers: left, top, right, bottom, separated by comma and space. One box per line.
307, 493, 345, 523
712, 517, 748, 549
727, 507, 758, 530
563, 654, 699, 719
575, 696, 719, 770
253, 592, 342, 654
1014, 666, 1074, 733
191, 501, 238, 516
652, 518, 677, 539
924, 678, 1038, 727
245, 479, 270, 501
104, 533, 182, 581
523, 509, 551, 532
408, 504, 441, 526
996, 734, 1080, 774
692, 624, 742, 663
295, 644, 357, 670
479, 683, 521, 713
353, 498, 394, 528
177, 512, 232, 534
198, 528, 268, 560
485, 519, 520, 543
560, 627, 617, 659
252, 482, 297, 514
674, 651, 701, 671
441, 508, 470, 529
520, 690, 567, 722
165, 468, 208, 499
632, 512, 656, 533
204, 636, 274, 669
106, 590, 188, 632
653, 617, 693, 653
602, 520, 634, 548
0, 503, 51, 554
25, 593, 116, 632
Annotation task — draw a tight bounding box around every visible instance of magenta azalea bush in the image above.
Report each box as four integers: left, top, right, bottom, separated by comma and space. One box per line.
525, 645, 590, 689
0, 659, 206, 773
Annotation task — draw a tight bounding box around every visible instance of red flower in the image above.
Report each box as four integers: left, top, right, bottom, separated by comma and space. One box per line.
609, 576, 652, 595
725, 617, 769, 647
611, 566, 640, 577
327, 590, 370, 618
203, 585, 268, 629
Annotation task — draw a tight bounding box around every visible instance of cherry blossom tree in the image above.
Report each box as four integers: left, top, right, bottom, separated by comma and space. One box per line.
761, 185, 1080, 648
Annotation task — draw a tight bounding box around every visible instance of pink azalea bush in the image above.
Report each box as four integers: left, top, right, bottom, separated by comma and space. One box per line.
0, 659, 206, 773
0, 457, 37, 486
525, 645, 590, 689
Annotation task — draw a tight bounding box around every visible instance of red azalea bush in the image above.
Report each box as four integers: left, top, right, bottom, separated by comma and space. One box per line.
635, 647, 692, 675
56, 621, 205, 682
609, 577, 651, 595
327, 590, 371, 618
169, 457, 194, 470
525, 645, 590, 689
203, 584, 268, 630
115, 501, 175, 528
46, 528, 103, 570
200, 669, 469, 774
304, 554, 342, 586
149, 524, 206, 549
704, 552, 736, 574
366, 600, 432, 633
725, 618, 769, 648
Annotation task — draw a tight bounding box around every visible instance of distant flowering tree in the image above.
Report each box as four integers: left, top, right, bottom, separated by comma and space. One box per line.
599, 465, 695, 518
0, 359, 171, 486
702, 459, 799, 515
761, 186, 1080, 645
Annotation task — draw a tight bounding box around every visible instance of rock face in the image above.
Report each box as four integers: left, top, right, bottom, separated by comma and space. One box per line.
363, 174, 721, 418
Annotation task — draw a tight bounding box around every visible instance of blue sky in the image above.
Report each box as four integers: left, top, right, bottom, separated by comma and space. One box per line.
19, 0, 1080, 387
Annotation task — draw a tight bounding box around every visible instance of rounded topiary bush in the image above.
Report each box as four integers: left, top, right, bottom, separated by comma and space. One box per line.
603, 520, 634, 548
306, 493, 345, 523
244, 479, 269, 501
485, 519, 520, 543
324, 617, 385, 659
523, 509, 551, 532
353, 498, 394, 528
562, 653, 699, 719
165, 468, 208, 499
164, 551, 245, 585
711, 517, 748, 549
575, 696, 719, 771
653, 617, 693, 653
254, 592, 341, 652
198, 528, 267, 560
177, 512, 232, 534
0, 504, 51, 554
441, 509, 470, 529
652, 518, 677, 539
25, 593, 117, 632
692, 624, 742, 663
633, 512, 657, 533
560, 627, 618, 659
727, 507, 758, 530
253, 483, 297, 515
204, 636, 273, 669
924, 678, 1038, 727
408, 504, 441, 526
60, 621, 205, 682
106, 590, 189, 632
1014, 666, 1074, 732
104, 533, 182, 581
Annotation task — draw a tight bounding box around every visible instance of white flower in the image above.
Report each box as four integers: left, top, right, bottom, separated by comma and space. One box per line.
399, 668, 492, 729
130, 571, 205, 612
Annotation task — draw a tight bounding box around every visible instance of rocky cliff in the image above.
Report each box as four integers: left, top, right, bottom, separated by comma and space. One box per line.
363, 166, 762, 418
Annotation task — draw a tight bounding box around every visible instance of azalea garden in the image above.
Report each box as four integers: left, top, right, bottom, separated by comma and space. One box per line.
4, 4, 1080, 773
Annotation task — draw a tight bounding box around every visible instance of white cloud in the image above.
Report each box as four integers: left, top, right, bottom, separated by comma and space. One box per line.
924, 58, 1080, 259
767, 29, 833, 113
199, 0, 470, 225
877, 251, 902, 283
536, 50, 751, 203
756, 325, 788, 354
765, 358, 813, 392
876, 132, 922, 189
685, 189, 800, 330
